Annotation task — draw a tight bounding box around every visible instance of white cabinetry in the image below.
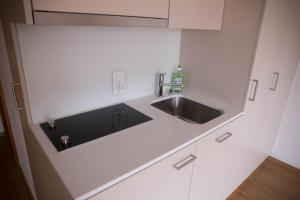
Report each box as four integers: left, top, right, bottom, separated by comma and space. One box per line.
169, 0, 225, 30
31, 0, 169, 19
264, 0, 300, 153
30, 0, 226, 28
242, 0, 300, 163
89, 143, 197, 200
189, 118, 256, 200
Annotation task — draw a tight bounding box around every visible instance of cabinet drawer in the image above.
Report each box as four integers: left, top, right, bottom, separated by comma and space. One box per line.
89, 143, 197, 200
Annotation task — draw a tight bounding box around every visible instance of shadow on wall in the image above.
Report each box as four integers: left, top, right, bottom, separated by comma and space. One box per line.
179, 0, 264, 110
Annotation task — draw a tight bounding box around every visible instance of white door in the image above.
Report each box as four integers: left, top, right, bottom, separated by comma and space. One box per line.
0, 21, 36, 196
251, 0, 300, 156
89, 143, 197, 200
250, 0, 291, 90
256, 0, 300, 155
189, 118, 257, 200
240, 0, 293, 161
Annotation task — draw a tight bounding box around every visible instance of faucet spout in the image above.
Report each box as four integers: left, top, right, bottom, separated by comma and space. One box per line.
158, 73, 183, 97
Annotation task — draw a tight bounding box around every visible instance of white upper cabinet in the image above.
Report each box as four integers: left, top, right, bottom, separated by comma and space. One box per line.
169, 0, 225, 30
31, 0, 169, 19
31, 0, 226, 28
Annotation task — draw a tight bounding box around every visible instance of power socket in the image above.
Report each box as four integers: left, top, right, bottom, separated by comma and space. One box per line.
112, 70, 126, 94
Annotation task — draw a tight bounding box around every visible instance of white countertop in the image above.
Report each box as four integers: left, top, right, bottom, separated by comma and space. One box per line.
29, 91, 243, 200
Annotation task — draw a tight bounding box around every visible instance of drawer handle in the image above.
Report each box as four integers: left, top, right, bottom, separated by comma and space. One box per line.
248, 79, 259, 101
11, 83, 25, 110
215, 132, 232, 143
173, 154, 197, 170
270, 72, 280, 91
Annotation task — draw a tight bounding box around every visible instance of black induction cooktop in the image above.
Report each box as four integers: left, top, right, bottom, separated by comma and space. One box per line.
40, 103, 152, 151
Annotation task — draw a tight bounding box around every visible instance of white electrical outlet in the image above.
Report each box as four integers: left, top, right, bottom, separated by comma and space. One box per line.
112, 70, 126, 94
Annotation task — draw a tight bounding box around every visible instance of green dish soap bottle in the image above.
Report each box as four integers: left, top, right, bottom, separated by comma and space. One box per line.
171, 65, 184, 93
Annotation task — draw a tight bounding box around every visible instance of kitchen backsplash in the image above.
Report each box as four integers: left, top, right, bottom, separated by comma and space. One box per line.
17, 25, 181, 123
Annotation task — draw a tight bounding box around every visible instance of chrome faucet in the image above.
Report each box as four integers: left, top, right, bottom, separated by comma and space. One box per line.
158, 73, 183, 97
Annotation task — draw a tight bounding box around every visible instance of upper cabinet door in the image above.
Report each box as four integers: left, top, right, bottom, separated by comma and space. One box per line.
31, 0, 169, 19
169, 0, 225, 30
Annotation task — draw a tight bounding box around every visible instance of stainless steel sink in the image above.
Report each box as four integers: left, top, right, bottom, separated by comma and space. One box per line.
151, 96, 224, 124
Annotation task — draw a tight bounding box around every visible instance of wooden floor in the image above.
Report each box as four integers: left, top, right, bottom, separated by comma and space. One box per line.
0, 137, 33, 200
228, 157, 300, 200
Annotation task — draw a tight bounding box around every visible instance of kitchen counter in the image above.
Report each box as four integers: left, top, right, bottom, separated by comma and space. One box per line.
29, 91, 243, 200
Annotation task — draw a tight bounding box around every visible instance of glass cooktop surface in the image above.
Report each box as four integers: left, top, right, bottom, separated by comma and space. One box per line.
40, 103, 152, 151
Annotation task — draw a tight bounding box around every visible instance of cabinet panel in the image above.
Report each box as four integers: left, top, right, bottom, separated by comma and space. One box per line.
239, 0, 292, 163
189, 119, 256, 200
89, 143, 196, 200
169, 0, 225, 30
243, 0, 300, 159
255, 0, 300, 155
32, 0, 169, 19
250, 0, 291, 89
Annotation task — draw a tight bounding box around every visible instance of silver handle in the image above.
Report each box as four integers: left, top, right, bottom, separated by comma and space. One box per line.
11, 83, 25, 110
270, 72, 280, 91
248, 79, 259, 101
173, 154, 197, 170
215, 132, 233, 143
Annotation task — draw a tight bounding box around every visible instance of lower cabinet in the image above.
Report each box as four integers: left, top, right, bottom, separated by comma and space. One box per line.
89, 143, 197, 200
189, 118, 257, 200
89, 118, 264, 200
89, 118, 259, 200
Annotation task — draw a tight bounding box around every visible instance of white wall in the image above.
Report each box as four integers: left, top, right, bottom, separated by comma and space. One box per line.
272, 61, 300, 169
0, 20, 36, 198
17, 25, 181, 123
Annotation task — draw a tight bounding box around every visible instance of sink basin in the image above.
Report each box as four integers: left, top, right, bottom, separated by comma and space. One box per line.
151, 96, 223, 124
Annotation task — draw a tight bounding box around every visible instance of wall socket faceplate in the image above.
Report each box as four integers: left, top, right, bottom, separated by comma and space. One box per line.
112, 70, 126, 94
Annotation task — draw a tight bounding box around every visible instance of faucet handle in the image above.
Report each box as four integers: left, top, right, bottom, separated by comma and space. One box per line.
159, 73, 167, 79
159, 73, 167, 82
